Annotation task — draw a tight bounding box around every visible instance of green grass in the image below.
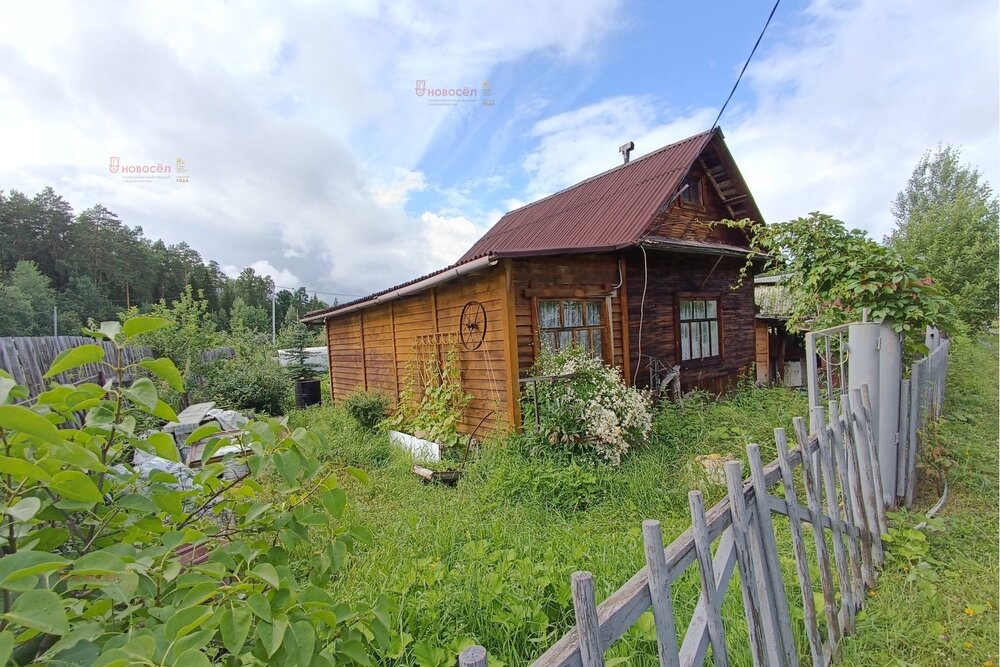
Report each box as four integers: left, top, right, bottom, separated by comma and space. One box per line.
290, 385, 809, 665
288, 341, 997, 666
836, 336, 999, 667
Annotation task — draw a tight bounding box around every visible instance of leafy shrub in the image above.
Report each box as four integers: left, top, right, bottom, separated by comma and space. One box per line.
344, 390, 392, 430
0, 318, 385, 665
521, 346, 652, 465
197, 354, 290, 415
386, 345, 471, 447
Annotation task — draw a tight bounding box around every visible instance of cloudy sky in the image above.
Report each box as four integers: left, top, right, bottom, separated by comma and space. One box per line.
1, 0, 997, 299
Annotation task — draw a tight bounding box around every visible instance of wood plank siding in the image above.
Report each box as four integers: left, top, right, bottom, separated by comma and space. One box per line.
509, 254, 629, 380
325, 266, 512, 436
625, 182, 756, 394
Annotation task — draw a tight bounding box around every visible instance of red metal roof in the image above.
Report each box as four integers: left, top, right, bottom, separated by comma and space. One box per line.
458, 129, 716, 263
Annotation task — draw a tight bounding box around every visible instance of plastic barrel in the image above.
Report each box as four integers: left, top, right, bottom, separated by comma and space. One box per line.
294, 379, 321, 408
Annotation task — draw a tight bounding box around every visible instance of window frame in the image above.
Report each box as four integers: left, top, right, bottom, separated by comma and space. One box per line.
534, 297, 610, 362
679, 175, 703, 207
674, 293, 724, 367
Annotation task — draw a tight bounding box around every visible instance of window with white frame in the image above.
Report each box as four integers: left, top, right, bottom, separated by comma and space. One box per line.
679, 298, 720, 361
538, 299, 605, 357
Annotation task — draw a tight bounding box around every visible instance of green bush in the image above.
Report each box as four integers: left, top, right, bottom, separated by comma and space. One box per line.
344, 390, 392, 430
196, 354, 291, 415
521, 346, 652, 465
482, 450, 605, 512
0, 318, 385, 665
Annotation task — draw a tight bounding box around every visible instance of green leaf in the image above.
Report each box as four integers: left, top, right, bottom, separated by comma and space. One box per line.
150, 399, 179, 423
123, 377, 158, 410
0, 377, 16, 405
0, 630, 13, 667
0, 551, 70, 587
4, 589, 68, 635
0, 405, 67, 446
4, 497, 41, 522
44, 344, 105, 379
139, 357, 184, 392
274, 451, 300, 487
122, 316, 173, 340
175, 649, 212, 667
321, 488, 346, 520
185, 421, 221, 446
250, 562, 280, 589
117, 493, 157, 513
165, 605, 213, 640
284, 620, 316, 667
146, 432, 180, 462
73, 550, 127, 576
0, 456, 52, 483
345, 466, 370, 485
221, 604, 253, 655
246, 593, 271, 622
258, 616, 288, 657
51, 470, 103, 503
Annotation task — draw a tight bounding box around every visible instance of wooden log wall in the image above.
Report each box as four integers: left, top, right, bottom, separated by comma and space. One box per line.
0, 336, 150, 401
325, 266, 511, 435
625, 250, 755, 394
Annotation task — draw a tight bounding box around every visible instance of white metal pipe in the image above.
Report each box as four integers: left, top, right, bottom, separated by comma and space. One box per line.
301, 255, 498, 322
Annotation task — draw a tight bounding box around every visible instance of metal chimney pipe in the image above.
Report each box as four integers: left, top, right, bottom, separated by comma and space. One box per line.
618, 141, 635, 164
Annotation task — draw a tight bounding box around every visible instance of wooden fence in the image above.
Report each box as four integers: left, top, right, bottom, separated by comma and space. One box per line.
459, 372, 949, 665
898, 337, 950, 507
0, 336, 150, 400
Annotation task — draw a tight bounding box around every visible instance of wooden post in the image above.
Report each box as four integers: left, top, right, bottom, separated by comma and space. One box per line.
849, 390, 885, 565
805, 332, 819, 433
459, 646, 488, 667
723, 461, 775, 667
746, 444, 798, 666
571, 571, 604, 667
859, 385, 889, 530
826, 400, 866, 609
642, 520, 681, 667
688, 491, 729, 667
841, 394, 877, 588
774, 428, 823, 667
904, 362, 922, 507
895, 378, 911, 502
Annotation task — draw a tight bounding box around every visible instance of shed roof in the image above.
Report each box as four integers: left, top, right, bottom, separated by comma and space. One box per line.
459, 130, 717, 262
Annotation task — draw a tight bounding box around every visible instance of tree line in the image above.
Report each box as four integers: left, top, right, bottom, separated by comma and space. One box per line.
0, 187, 333, 337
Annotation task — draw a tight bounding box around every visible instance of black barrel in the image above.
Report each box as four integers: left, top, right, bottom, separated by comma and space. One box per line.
294, 379, 322, 408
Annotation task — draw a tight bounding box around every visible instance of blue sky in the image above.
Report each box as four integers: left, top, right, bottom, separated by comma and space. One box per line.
1, 1, 996, 299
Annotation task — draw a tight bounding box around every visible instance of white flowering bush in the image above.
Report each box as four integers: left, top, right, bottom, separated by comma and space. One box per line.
522, 346, 652, 465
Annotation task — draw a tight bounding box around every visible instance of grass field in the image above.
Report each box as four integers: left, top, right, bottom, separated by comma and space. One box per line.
290, 338, 997, 666
836, 337, 999, 666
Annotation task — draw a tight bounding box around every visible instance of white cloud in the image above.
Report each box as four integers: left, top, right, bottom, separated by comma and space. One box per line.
520, 97, 714, 201
222, 260, 302, 289
726, 0, 999, 236
514, 0, 998, 240
0, 0, 624, 296
418, 212, 484, 266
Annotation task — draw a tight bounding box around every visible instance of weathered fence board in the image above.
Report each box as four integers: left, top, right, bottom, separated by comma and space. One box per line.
460, 328, 952, 665
0, 336, 151, 401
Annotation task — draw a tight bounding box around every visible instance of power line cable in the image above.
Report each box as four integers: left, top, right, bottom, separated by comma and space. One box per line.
710, 0, 781, 132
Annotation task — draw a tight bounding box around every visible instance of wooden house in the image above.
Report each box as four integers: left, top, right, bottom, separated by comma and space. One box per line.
754, 274, 805, 387
302, 128, 764, 435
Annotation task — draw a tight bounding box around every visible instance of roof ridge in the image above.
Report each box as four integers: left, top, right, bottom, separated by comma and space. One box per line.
501, 128, 715, 218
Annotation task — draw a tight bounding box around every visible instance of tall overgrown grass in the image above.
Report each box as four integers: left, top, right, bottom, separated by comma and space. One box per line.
288, 384, 810, 665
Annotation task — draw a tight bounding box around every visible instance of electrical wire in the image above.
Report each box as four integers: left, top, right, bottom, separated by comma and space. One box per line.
632, 244, 649, 386
710, 0, 782, 132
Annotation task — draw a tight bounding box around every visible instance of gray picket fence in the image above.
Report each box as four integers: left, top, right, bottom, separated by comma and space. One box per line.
458, 380, 935, 667
0, 335, 150, 401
